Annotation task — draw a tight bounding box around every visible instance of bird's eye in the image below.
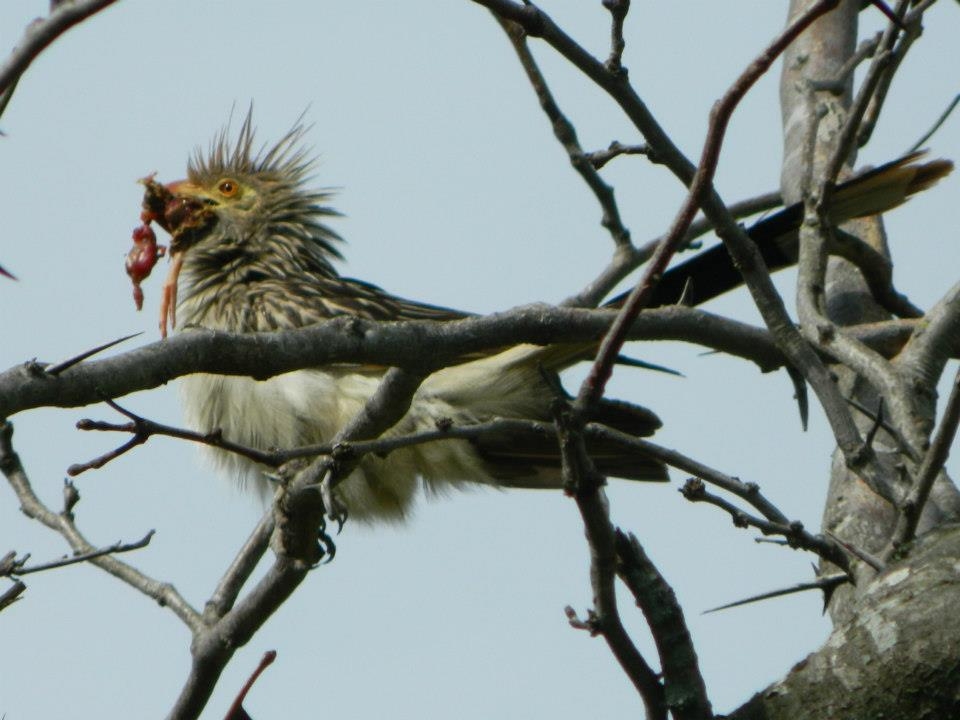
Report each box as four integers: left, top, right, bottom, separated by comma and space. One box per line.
217, 179, 239, 197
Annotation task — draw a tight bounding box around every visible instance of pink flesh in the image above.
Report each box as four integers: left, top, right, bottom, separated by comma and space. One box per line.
159, 251, 185, 338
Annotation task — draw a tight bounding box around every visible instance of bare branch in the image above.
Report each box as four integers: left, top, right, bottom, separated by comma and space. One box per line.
496, 16, 634, 249
898, 281, 960, 391
7, 531, 154, 576
857, 0, 932, 149
204, 512, 274, 622
170, 367, 429, 718
0, 0, 121, 97
566, 190, 783, 308
602, 0, 630, 74
585, 141, 650, 170
0, 579, 26, 613
573, 0, 841, 410
825, 529, 885, 572
557, 407, 666, 719
70, 399, 276, 475
224, 650, 277, 720
681, 478, 851, 571
909, 93, 960, 153
888, 366, 960, 555
0, 420, 203, 633
614, 529, 712, 720
0, 306, 788, 418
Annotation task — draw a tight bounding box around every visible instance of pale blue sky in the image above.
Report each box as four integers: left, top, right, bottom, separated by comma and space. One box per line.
1, 2, 958, 718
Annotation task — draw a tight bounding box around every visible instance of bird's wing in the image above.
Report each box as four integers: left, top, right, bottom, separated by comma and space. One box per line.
310, 275, 472, 322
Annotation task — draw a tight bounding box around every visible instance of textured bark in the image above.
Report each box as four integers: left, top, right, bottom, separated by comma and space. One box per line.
728, 524, 960, 719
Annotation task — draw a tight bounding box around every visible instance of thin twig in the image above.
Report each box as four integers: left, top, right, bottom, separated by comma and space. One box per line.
71, 399, 276, 475
808, 33, 881, 94
909, 93, 960, 153
0, 420, 203, 633
9, 531, 154, 576
0, 0, 121, 96
824, 530, 885, 572
602, 0, 630, 74
204, 510, 274, 622
865, 0, 907, 29
496, 16, 634, 248
888, 365, 960, 555
224, 650, 277, 720
681, 478, 850, 572
847, 397, 920, 462
0, 75, 20, 129
585, 141, 650, 170
574, 0, 841, 411
857, 0, 932, 148
566, 190, 782, 308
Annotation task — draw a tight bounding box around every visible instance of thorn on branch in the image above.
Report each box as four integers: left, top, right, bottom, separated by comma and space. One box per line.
44, 333, 143, 376
702, 573, 849, 614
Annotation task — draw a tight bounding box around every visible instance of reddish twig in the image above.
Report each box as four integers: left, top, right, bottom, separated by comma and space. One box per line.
575, 0, 840, 411
224, 650, 277, 720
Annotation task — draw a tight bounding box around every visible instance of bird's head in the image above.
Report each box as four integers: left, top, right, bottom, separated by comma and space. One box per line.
133, 111, 343, 336
156, 112, 342, 259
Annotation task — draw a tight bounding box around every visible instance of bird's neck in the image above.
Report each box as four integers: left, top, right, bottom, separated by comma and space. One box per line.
176, 231, 339, 332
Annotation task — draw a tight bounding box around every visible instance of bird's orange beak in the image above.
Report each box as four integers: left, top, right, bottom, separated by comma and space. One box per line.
165, 179, 205, 199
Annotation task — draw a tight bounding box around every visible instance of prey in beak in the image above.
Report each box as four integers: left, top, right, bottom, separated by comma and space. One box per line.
126, 175, 216, 337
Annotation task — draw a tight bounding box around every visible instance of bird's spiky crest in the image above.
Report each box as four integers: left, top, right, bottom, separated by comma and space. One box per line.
188, 108, 316, 185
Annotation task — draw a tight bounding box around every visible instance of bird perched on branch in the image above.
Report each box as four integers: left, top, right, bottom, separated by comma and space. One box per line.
139, 112, 951, 522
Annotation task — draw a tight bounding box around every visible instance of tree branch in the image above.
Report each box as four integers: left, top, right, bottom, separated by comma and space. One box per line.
0, 0, 121, 98
0, 419, 203, 633
496, 15, 634, 249
614, 529, 712, 720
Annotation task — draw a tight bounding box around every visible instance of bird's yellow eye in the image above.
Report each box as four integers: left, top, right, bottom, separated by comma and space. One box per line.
217, 179, 239, 197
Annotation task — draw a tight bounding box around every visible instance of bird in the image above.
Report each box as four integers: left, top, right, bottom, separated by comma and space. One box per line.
141, 112, 951, 523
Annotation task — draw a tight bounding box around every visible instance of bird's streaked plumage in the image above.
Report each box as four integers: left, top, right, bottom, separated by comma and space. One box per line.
162, 114, 667, 521
153, 112, 951, 522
